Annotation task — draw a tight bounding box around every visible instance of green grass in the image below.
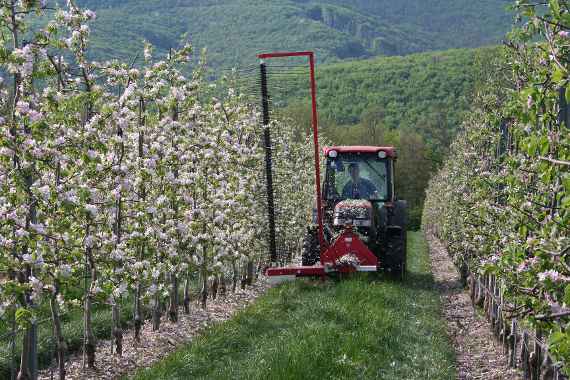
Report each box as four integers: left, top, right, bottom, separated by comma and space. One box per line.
132, 231, 456, 380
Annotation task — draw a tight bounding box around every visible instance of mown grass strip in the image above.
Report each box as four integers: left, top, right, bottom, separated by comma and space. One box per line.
132, 231, 456, 380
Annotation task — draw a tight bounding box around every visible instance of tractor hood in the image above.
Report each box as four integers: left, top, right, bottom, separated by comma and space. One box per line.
333, 200, 372, 227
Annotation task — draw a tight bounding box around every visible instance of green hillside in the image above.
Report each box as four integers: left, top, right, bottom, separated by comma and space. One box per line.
283, 47, 497, 148
77, 0, 512, 69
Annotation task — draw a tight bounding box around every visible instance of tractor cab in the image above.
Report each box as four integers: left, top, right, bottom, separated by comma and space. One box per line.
323, 146, 396, 203
320, 146, 399, 244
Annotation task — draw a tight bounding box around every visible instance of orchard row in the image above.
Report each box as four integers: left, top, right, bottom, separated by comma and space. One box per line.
423, 0, 570, 373
0, 1, 314, 379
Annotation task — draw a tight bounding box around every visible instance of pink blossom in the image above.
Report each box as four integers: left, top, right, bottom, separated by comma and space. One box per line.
87, 150, 97, 159
38, 185, 50, 200
538, 270, 564, 283
85, 204, 98, 216
15, 228, 29, 238
28, 110, 42, 123
16, 101, 30, 115
84, 9, 97, 20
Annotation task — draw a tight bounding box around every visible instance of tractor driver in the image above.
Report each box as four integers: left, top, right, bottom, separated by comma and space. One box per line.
342, 162, 378, 199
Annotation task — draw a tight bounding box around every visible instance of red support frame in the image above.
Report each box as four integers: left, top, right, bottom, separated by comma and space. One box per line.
257, 51, 328, 256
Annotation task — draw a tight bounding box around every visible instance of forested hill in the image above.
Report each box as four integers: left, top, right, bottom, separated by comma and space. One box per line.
284, 47, 498, 150
77, 0, 512, 68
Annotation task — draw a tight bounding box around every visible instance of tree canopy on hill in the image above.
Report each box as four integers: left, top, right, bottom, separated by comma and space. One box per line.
76, 0, 511, 69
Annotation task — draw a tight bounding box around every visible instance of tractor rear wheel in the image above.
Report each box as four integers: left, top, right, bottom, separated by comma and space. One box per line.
388, 200, 408, 279
301, 227, 320, 266
386, 228, 406, 278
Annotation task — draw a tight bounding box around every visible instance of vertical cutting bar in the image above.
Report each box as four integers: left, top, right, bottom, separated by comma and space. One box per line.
260, 62, 278, 263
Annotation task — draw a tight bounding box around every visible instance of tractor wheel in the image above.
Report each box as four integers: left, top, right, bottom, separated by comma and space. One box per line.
388, 200, 408, 279
386, 230, 406, 278
301, 227, 320, 266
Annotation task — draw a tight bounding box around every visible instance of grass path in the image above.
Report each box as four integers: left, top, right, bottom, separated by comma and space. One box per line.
132, 231, 456, 380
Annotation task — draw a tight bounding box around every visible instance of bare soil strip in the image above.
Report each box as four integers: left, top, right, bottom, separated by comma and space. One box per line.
426, 234, 522, 380
39, 280, 269, 380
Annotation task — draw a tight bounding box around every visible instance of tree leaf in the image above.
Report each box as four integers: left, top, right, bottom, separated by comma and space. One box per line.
550, 0, 561, 17
552, 68, 565, 83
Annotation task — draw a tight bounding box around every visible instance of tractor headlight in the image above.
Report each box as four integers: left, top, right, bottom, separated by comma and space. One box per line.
328, 150, 338, 158
378, 151, 387, 159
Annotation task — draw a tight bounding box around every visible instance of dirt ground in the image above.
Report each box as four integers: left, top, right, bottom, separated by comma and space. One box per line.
426, 234, 522, 380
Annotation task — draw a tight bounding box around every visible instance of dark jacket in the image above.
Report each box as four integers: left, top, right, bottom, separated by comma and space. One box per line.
342, 178, 377, 199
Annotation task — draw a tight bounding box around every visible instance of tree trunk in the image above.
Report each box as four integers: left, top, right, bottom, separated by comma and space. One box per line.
83, 226, 97, 369
133, 282, 143, 343
168, 273, 179, 323
232, 262, 238, 293
220, 275, 227, 298
16, 327, 31, 380
255, 262, 263, 281
152, 282, 161, 331
200, 272, 208, 309
16, 266, 34, 380
50, 284, 66, 380
112, 303, 123, 356
240, 265, 247, 290
200, 244, 208, 309
83, 294, 95, 368
246, 261, 254, 286
211, 276, 219, 300
183, 273, 191, 314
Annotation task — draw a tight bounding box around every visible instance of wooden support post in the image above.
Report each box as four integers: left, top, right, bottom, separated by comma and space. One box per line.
540, 348, 554, 380
509, 319, 518, 368
522, 330, 530, 379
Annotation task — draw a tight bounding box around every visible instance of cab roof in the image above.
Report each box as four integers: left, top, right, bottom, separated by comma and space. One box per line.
323, 146, 397, 158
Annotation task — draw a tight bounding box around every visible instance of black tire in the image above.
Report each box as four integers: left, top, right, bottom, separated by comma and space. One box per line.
301, 227, 320, 266
388, 200, 408, 279
386, 229, 405, 277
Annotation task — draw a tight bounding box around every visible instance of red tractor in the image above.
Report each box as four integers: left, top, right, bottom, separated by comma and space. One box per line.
308, 146, 407, 273
266, 145, 407, 280
259, 51, 407, 280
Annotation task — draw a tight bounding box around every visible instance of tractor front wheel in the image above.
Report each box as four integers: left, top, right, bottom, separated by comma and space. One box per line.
301, 227, 320, 266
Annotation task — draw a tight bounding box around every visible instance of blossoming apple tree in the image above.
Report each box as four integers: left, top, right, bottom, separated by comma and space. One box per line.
0, 1, 316, 379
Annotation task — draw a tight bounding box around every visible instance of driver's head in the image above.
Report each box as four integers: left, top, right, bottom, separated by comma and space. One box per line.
349, 163, 360, 182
